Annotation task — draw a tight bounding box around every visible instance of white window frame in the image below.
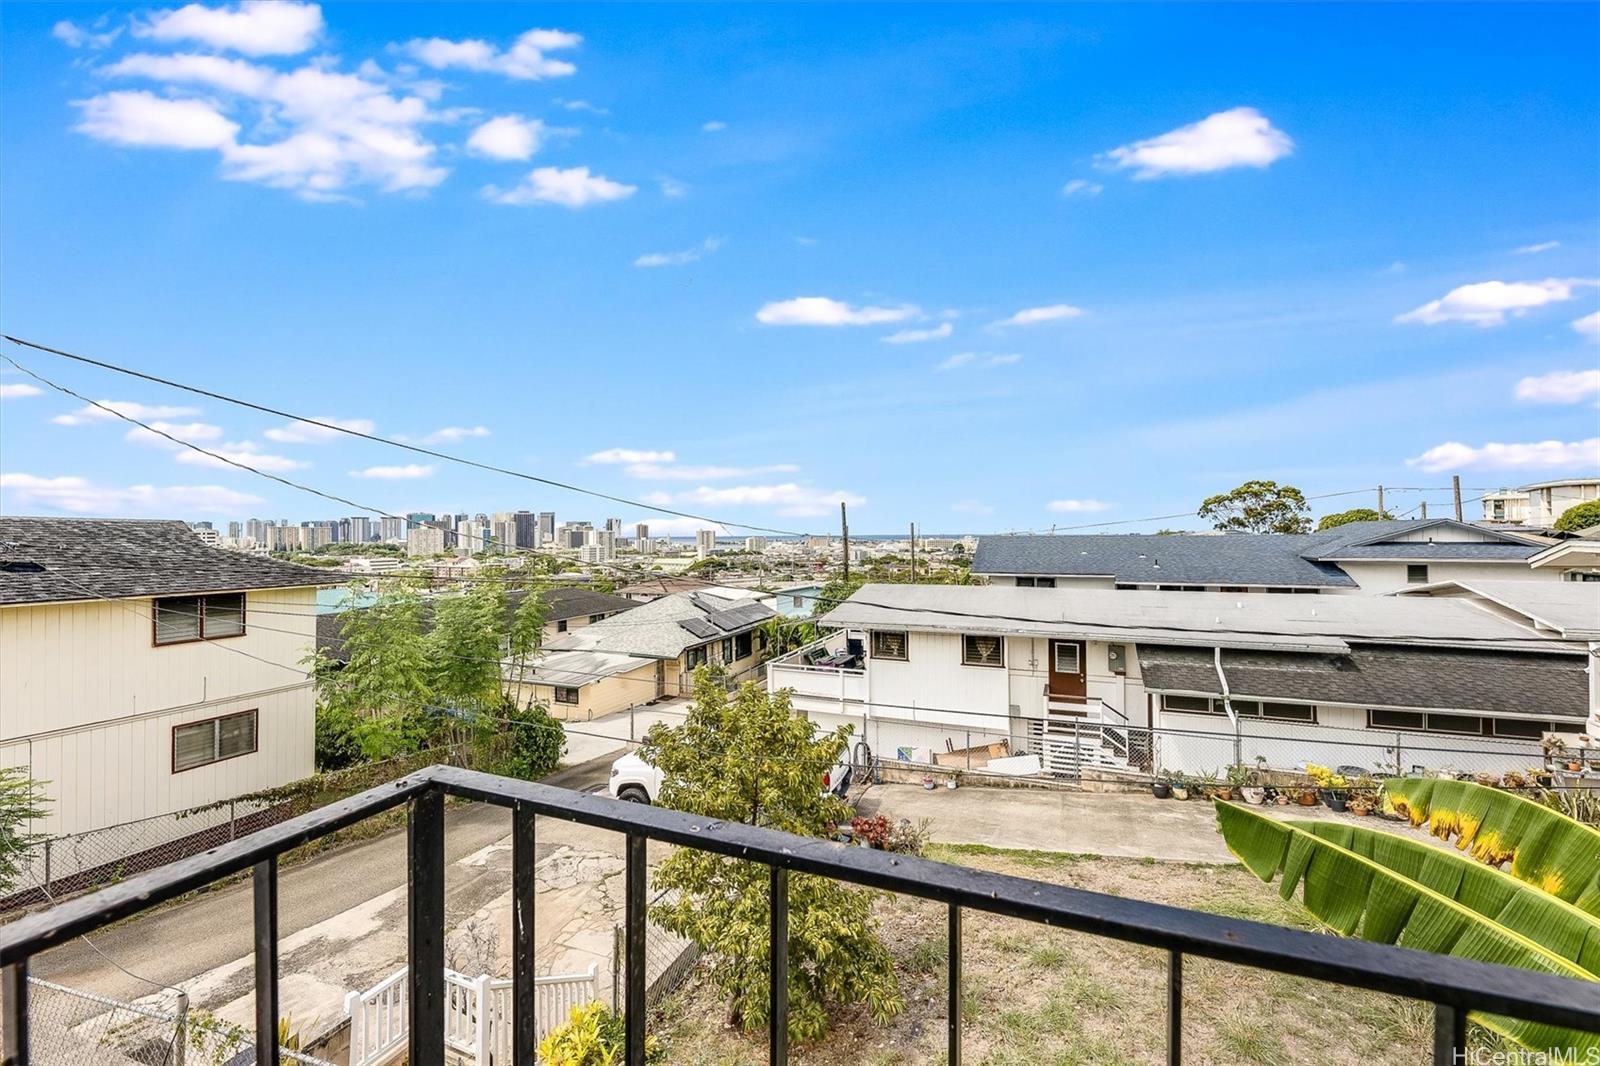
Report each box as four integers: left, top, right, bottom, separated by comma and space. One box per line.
870, 630, 908, 661
961, 634, 1005, 668
1053, 642, 1081, 674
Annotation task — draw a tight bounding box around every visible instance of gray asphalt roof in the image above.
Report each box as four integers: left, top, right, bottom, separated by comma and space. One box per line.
544, 589, 776, 659
972, 520, 1545, 586
820, 583, 1567, 654
0, 517, 337, 607
1137, 642, 1588, 719
1395, 580, 1600, 640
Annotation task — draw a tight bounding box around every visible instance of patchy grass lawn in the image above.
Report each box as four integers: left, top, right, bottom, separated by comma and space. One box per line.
652, 844, 1443, 1065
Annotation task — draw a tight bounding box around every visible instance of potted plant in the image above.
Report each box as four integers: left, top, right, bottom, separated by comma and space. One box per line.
1271, 787, 1292, 806
1226, 764, 1251, 803
1348, 795, 1375, 816
1544, 735, 1571, 770
1170, 774, 1190, 801
1197, 769, 1222, 801
1501, 770, 1527, 792
1151, 777, 1172, 800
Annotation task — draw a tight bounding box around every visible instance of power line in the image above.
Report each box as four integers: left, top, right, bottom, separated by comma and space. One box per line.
0, 338, 814, 536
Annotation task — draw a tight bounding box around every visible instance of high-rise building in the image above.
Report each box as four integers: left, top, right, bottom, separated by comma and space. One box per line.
348, 516, 373, 543
191, 527, 221, 547
744, 536, 769, 552
405, 512, 435, 532
511, 511, 538, 550
227, 521, 242, 540
380, 516, 406, 542
407, 525, 446, 556
696, 529, 717, 559
635, 523, 649, 543
635, 524, 653, 555
560, 527, 588, 549
591, 529, 617, 562
605, 517, 622, 534
538, 512, 556, 543
456, 518, 481, 556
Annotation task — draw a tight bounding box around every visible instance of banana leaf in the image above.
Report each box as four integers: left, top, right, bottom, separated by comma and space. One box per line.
1215, 801, 1600, 1055
1383, 778, 1600, 915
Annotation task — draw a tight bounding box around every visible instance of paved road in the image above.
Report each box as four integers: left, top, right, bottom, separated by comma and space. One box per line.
33, 756, 618, 1002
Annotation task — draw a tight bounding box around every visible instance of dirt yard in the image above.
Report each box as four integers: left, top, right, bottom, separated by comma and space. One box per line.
651, 844, 1442, 1065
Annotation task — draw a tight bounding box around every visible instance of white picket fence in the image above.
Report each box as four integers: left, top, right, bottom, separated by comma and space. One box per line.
346, 963, 601, 1066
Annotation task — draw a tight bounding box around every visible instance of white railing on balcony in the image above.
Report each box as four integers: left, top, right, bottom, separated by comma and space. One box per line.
766, 634, 867, 703
347, 962, 601, 1066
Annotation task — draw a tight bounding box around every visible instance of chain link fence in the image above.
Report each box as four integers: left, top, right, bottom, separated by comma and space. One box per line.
609, 888, 699, 1014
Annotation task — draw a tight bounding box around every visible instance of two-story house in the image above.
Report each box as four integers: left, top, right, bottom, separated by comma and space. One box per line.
767, 582, 1592, 780
971, 519, 1555, 595
0, 517, 335, 846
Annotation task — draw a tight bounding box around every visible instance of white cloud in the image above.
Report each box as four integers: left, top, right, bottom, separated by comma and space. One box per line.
755, 297, 919, 327
586, 448, 676, 464
938, 352, 1021, 371
93, 56, 449, 199
485, 166, 636, 208
124, 421, 226, 446
134, 1, 324, 56
882, 322, 953, 344
634, 237, 722, 268
74, 91, 239, 149
1380, 261, 1408, 276
0, 383, 42, 400
701, 120, 727, 132
350, 463, 435, 479
1060, 178, 1103, 198
1046, 499, 1113, 513
466, 115, 547, 161
410, 425, 490, 444
1514, 241, 1560, 255
1574, 311, 1600, 339
52, 400, 203, 426
624, 462, 800, 481
557, 99, 608, 115
53, 19, 121, 49
175, 440, 308, 472
1099, 107, 1293, 179
402, 28, 581, 80
656, 176, 688, 199
1397, 278, 1596, 327
994, 304, 1084, 328
1407, 438, 1600, 472
950, 500, 994, 516
1514, 370, 1600, 405
0, 472, 263, 515
263, 416, 376, 443
681, 483, 865, 518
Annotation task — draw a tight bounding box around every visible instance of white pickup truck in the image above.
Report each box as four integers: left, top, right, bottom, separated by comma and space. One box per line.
609, 748, 854, 805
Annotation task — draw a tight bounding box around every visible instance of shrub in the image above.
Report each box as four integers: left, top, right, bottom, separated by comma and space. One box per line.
536, 1001, 663, 1065
1555, 500, 1600, 532
495, 701, 566, 780
314, 705, 364, 772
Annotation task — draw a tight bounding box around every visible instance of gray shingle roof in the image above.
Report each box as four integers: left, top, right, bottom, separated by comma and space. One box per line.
0, 517, 337, 607
971, 533, 1357, 587
972, 520, 1545, 586
545, 589, 776, 659
1137, 642, 1588, 719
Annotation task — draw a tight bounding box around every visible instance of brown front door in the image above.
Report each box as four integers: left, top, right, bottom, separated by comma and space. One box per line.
1048, 640, 1087, 704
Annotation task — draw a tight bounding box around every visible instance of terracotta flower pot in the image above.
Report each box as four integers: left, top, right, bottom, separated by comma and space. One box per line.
1296, 791, 1318, 806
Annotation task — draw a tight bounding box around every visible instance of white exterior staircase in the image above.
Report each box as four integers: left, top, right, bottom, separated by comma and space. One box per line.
1024, 699, 1140, 777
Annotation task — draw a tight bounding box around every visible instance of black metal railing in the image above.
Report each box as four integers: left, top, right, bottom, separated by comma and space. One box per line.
4, 764, 1600, 1066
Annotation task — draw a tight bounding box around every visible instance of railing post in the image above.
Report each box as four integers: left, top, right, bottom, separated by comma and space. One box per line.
512, 802, 537, 1064
1432, 1003, 1466, 1066
947, 904, 962, 1066
624, 833, 646, 1066
41, 840, 50, 896
1396, 732, 1405, 776
253, 857, 279, 1066
174, 991, 189, 1066
2, 959, 28, 1066
472, 974, 492, 1066
342, 991, 362, 1066
408, 787, 446, 1066
768, 866, 788, 1065
1167, 949, 1182, 1065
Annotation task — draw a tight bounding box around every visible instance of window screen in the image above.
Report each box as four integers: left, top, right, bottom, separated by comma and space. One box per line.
734, 632, 753, 659
554, 686, 580, 705
155, 597, 203, 644
204, 593, 246, 638
871, 630, 908, 660
1053, 643, 1080, 673
173, 710, 257, 772
1406, 564, 1430, 584
1490, 718, 1551, 738
961, 634, 1004, 667
1162, 695, 1213, 714
1260, 702, 1315, 723
1369, 709, 1426, 731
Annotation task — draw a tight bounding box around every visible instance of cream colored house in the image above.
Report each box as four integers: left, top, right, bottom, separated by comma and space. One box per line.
0, 517, 334, 840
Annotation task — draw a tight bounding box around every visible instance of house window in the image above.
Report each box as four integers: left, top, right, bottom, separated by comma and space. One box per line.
1162, 694, 1215, 714
589, 614, 605, 624
1491, 718, 1554, 739
154, 593, 246, 645
720, 637, 735, 662
1407, 564, 1429, 585
1219, 586, 1247, 594
1016, 577, 1056, 589
556, 619, 568, 633
734, 632, 753, 660
871, 630, 908, 660
1369, 709, 1426, 731
553, 686, 580, 705
685, 646, 708, 670
1260, 702, 1316, 723
1053, 642, 1080, 674
1368, 709, 1488, 735
1426, 713, 1483, 736
173, 710, 257, 772
961, 634, 1004, 668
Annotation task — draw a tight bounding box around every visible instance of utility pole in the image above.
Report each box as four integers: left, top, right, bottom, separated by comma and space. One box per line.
1377, 484, 1385, 515
840, 501, 850, 581
1420, 501, 1428, 520
1452, 476, 1463, 522
909, 522, 917, 580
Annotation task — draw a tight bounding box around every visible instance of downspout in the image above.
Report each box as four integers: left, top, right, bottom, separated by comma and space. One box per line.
1214, 646, 1242, 769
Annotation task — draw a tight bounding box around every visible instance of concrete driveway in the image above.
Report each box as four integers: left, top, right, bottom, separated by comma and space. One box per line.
852, 783, 1431, 863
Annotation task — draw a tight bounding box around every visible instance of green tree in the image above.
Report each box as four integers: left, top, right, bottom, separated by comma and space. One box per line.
1316, 507, 1393, 531
506, 588, 549, 688
0, 768, 47, 897
1199, 480, 1312, 534
494, 700, 567, 780
426, 580, 509, 710
307, 581, 434, 759
1555, 500, 1600, 532
642, 671, 902, 1041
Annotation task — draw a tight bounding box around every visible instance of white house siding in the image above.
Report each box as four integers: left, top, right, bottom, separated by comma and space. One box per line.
0, 588, 318, 838
1332, 560, 1554, 595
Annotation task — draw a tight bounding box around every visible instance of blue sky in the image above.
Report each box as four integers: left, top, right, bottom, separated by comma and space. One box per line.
2, 2, 1597, 536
